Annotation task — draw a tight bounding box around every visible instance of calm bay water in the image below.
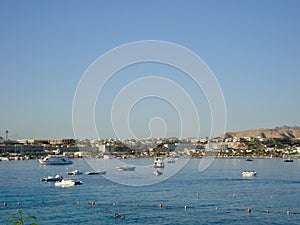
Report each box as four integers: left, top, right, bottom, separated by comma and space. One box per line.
1, 158, 300, 224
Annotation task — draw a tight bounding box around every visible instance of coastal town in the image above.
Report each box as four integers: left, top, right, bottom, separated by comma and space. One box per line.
1, 126, 300, 160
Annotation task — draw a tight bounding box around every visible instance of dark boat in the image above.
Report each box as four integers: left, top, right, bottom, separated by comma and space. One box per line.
41, 175, 63, 182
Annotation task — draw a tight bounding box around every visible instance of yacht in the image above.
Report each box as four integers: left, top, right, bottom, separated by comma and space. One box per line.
39, 155, 73, 165
154, 157, 165, 168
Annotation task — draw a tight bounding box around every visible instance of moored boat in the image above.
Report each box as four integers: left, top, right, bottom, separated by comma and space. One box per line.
103, 154, 113, 160
66, 170, 82, 175
85, 171, 106, 175
39, 155, 73, 165
154, 157, 165, 168
242, 171, 257, 177
116, 166, 136, 171
41, 175, 63, 182
55, 179, 83, 188
0, 157, 9, 162
283, 158, 293, 162
154, 170, 163, 176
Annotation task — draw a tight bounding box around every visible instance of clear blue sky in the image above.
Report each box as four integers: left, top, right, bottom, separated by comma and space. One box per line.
0, 0, 299, 139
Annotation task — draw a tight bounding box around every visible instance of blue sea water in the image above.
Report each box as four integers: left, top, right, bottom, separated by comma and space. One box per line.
0, 158, 300, 224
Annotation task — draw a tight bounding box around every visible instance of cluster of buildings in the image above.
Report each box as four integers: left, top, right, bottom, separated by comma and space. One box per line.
1, 134, 300, 160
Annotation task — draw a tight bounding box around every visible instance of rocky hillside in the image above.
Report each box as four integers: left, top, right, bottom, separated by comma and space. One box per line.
224, 126, 300, 139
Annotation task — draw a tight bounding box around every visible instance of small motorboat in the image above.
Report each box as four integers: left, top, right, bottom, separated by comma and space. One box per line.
85, 171, 106, 175
154, 170, 163, 176
66, 170, 82, 175
245, 158, 253, 161
41, 175, 63, 182
55, 179, 83, 188
116, 166, 136, 171
242, 171, 257, 177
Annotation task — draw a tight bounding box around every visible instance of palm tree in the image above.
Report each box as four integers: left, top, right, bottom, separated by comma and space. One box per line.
7, 210, 38, 225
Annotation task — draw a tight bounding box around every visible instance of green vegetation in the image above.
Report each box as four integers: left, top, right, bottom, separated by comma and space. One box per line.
7, 210, 38, 225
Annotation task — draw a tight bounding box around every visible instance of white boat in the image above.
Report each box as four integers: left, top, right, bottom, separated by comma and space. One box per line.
103, 154, 113, 160
66, 170, 82, 175
85, 171, 106, 175
55, 179, 83, 188
39, 155, 73, 165
154, 157, 165, 168
154, 170, 163, 176
242, 171, 257, 177
0, 157, 9, 162
41, 175, 63, 182
116, 166, 136, 171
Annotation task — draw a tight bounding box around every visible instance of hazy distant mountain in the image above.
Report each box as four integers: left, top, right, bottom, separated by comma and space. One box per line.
224, 126, 300, 139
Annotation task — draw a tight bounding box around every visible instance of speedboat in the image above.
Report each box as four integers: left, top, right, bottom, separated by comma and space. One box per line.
39, 155, 73, 165
41, 175, 63, 182
66, 170, 82, 175
154, 157, 165, 168
85, 171, 106, 175
154, 170, 163, 176
55, 179, 83, 188
242, 171, 257, 177
116, 166, 136, 171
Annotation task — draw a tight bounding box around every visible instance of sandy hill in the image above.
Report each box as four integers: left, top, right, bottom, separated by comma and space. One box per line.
224, 126, 300, 139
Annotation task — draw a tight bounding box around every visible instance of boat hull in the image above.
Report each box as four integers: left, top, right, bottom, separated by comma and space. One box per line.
39, 155, 73, 165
